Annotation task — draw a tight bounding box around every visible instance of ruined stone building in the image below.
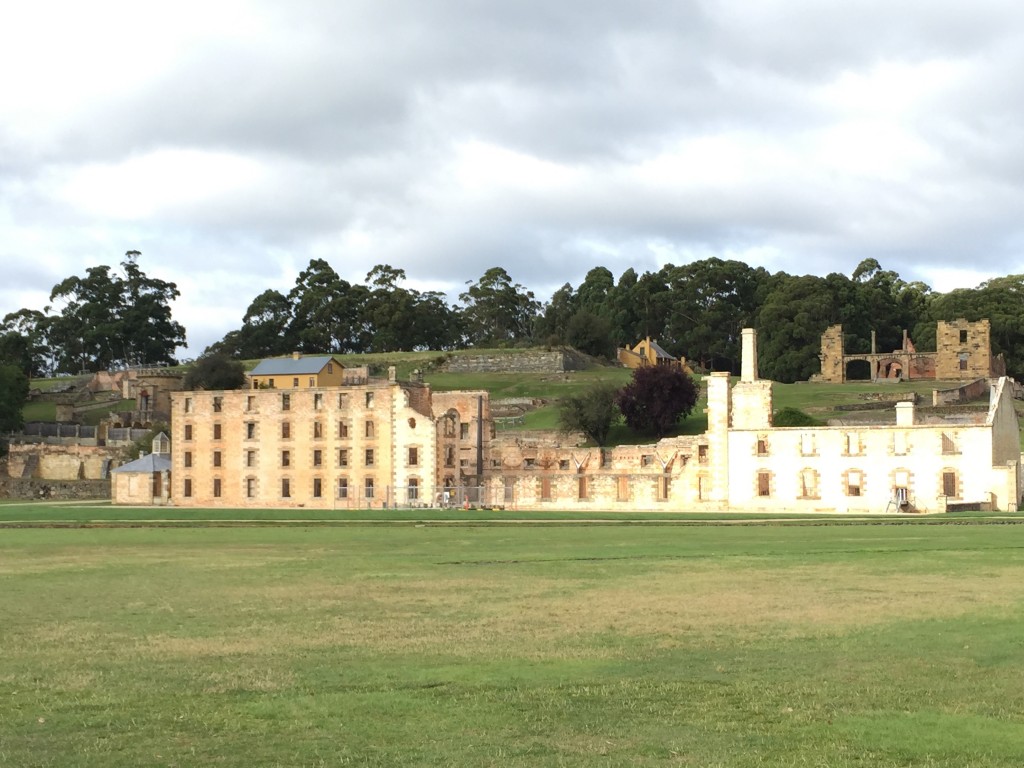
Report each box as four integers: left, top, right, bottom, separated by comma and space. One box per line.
816, 319, 1006, 383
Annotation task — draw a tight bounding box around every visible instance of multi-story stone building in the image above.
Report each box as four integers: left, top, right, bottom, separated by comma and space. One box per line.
168, 363, 490, 508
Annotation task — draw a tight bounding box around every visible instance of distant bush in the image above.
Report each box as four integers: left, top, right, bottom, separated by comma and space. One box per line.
773, 407, 824, 427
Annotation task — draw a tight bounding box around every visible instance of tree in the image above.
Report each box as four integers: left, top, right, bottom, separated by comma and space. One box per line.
616, 365, 700, 437
565, 310, 614, 358
0, 364, 29, 431
459, 267, 540, 346
183, 352, 247, 390
558, 382, 619, 446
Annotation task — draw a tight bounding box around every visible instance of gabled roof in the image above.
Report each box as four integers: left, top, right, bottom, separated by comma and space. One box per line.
647, 340, 677, 360
112, 453, 171, 474
249, 355, 341, 376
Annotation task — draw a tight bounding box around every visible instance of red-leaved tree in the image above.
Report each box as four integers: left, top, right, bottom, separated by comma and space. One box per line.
616, 365, 700, 437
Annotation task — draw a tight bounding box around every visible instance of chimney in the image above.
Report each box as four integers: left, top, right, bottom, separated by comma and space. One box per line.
896, 401, 914, 426
292, 351, 301, 360
741, 328, 758, 382
388, 366, 397, 383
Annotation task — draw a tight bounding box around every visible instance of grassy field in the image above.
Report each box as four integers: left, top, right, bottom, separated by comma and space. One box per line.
3, 511, 1024, 767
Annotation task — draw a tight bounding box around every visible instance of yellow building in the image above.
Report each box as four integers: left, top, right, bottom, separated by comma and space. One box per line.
617, 337, 689, 371
247, 353, 352, 390
168, 367, 490, 509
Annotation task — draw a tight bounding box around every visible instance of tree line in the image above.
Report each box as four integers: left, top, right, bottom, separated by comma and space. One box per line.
5, 252, 1024, 385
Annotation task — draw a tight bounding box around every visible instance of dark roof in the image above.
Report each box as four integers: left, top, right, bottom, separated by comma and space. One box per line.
249, 355, 341, 376
647, 340, 677, 360
112, 453, 171, 474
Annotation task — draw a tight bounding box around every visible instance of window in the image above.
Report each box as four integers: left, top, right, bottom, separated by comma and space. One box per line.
314, 421, 323, 439
253, 379, 259, 389
313, 449, 322, 467
365, 421, 375, 438
184, 424, 192, 440
268, 378, 275, 389
444, 415, 456, 437
246, 422, 256, 439
893, 432, 909, 456
213, 478, 221, 498
942, 470, 957, 497
282, 478, 291, 498
246, 478, 256, 498
327, 363, 333, 374
282, 421, 291, 439
246, 395, 255, 411
540, 477, 552, 501
844, 432, 861, 456
184, 397, 193, 413
365, 392, 374, 408
213, 423, 222, 440
183, 478, 192, 498
942, 433, 959, 455
959, 353, 968, 371
281, 450, 290, 467
213, 451, 222, 468
338, 421, 349, 438
292, 378, 299, 388
408, 478, 419, 502
408, 447, 418, 466
184, 451, 192, 468
246, 450, 256, 468
559, 459, 570, 470
698, 445, 709, 464
313, 478, 322, 498
308, 377, 314, 387
282, 393, 291, 410
617, 476, 629, 502
339, 449, 349, 467
657, 475, 670, 502
757, 471, 771, 497
847, 470, 862, 497
365, 449, 374, 466
213, 396, 222, 412
960, 329, 968, 344
578, 475, 589, 500
445, 447, 455, 467
338, 393, 349, 408
314, 393, 323, 410
799, 468, 818, 499
697, 475, 710, 500
800, 433, 816, 456
337, 478, 349, 499
756, 438, 768, 456
460, 423, 470, 440
365, 478, 374, 499
641, 454, 654, 466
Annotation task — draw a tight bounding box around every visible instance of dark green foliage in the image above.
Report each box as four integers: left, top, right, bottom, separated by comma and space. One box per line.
183, 352, 247, 391
773, 407, 824, 427
616, 365, 700, 437
459, 267, 540, 346
565, 310, 614, 359
0, 363, 29, 431
558, 382, 619, 446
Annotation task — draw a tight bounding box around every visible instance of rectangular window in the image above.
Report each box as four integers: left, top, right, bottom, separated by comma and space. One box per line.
893, 432, 909, 456
314, 393, 323, 410
313, 449, 322, 467
314, 421, 323, 439
268, 378, 275, 388
657, 475, 670, 502
365, 449, 374, 466
246, 478, 256, 498
578, 475, 588, 500
365, 391, 374, 407
313, 478, 322, 498
184, 424, 192, 440
617, 476, 629, 502
338, 478, 349, 499
282, 422, 291, 439
959, 354, 968, 370
184, 451, 192, 468
338, 393, 349, 408
213, 478, 221, 498
212, 396, 222, 412
697, 445, 709, 464
460, 423, 470, 440
246, 395, 255, 411
800, 468, 818, 499
847, 470, 862, 497
756, 438, 768, 456
408, 447, 418, 466
246, 422, 256, 439
327, 363, 333, 374
942, 471, 957, 497
282, 393, 291, 410
800, 433, 816, 456
308, 377, 314, 387
282, 478, 291, 498
941, 433, 959, 455
960, 329, 968, 344
365, 479, 374, 499
293, 377, 299, 388
757, 471, 771, 497
184, 397, 193, 413
213, 423, 222, 440
408, 479, 419, 501
338, 421, 349, 438
246, 450, 256, 468
697, 475, 710, 500
339, 449, 349, 467
540, 477, 552, 501
845, 433, 861, 455
213, 451, 222, 468
365, 421, 375, 438
281, 450, 290, 467
183, 478, 192, 497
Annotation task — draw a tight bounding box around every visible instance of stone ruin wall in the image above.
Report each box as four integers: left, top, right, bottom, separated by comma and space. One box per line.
443, 349, 591, 374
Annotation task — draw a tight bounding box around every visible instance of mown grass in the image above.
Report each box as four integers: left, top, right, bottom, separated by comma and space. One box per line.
2, 519, 1024, 766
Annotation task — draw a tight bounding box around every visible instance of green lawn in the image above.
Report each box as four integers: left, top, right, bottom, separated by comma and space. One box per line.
3, 515, 1024, 766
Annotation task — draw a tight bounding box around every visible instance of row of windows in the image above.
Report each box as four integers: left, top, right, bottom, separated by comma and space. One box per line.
188, 388, 371, 412
180, 476, 420, 500
754, 468, 959, 499
182, 447, 420, 468
753, 432, 961, 457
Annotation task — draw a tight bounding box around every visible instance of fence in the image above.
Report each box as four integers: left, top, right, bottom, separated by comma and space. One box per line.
331, 484, 511, 510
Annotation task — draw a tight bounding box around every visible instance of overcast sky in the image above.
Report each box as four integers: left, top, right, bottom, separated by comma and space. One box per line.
4, 0, 1024, 355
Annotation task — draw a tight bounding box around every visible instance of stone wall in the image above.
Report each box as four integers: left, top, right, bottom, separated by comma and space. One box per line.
442, 349, 591, 373
0, 477, 110, 500
932, 378, 991, 407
